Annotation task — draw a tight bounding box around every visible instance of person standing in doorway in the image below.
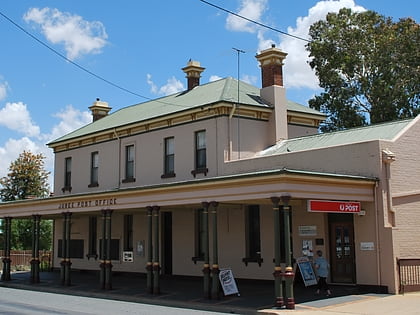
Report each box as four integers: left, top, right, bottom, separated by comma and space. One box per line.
314, 250, 332, 296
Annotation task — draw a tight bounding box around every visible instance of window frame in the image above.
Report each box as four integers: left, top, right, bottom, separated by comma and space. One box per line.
191, 130, 208, 177
62, 157, 72, 192
192, 208, 205, 263
122, 144, 135, 183
162, 137, 175, 178
243, 205, 263, 266
123, 214, 133, 251
87, 216, 98, 259
89, 151, 99, 187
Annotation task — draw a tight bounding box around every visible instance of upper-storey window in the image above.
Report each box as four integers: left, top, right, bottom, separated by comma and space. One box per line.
89, 151, 99, 187
63, 157, 72, 192
123, 144, 135, 183
162, 137, 175, 178
191, 130, 208, 177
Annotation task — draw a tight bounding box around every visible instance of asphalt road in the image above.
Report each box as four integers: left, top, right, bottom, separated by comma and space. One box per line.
0, 287, 231, 315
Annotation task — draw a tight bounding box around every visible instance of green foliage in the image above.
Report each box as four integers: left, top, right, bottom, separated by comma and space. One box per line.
8, 219, 53, 250
0, 151, 50, 201
307, 8, 420, 131
0, 151, 52, 250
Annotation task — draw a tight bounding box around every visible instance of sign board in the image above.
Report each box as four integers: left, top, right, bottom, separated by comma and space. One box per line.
308, 200, 361, 213
298, 225, 317, 236
219, 268, 239, 296
296, 257, 317, 287
360, 242, 375, 251
122, 251, 134, 262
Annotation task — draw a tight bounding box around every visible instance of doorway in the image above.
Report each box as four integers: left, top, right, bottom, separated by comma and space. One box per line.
161, 212, 173, 275
328, 214, 356, 283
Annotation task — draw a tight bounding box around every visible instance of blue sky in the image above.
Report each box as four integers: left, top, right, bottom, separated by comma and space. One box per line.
0, 0, 418, 188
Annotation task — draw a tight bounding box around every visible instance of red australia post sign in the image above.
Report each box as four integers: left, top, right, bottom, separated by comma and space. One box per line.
307, 200, 361, 213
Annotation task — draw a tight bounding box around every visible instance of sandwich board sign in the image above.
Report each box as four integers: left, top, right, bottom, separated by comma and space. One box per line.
297, 257, 317, 287
219, 268, 240, 296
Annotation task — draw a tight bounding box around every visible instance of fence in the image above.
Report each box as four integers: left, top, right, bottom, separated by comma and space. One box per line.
0, 250, 52, 272
397, 258, 420, 293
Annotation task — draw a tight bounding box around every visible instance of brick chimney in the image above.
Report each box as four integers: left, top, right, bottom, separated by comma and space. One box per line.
89, 98, 112, 122
182, 60, 205, 90
256, 45, 288, 142
256, 44, 287, 88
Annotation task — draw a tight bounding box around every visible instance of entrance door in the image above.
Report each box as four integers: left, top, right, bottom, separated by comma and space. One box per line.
329, 215, 356, 283
161, 212, 172, 275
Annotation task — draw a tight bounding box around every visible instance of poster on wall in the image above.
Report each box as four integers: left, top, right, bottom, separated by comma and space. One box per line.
219, 268, 240, 296
296, 257, 317, 287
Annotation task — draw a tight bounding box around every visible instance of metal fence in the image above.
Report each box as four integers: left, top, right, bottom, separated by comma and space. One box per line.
0, 250, 52, 271
398, 258, 420, 293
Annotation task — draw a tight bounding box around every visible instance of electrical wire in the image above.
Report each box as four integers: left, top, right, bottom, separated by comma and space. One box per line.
0, 10, 156, 102
199, 0, 311, 43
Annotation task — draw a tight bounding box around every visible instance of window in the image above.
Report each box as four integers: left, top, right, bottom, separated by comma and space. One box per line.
191, 130, 208, 177
87, 216, 97, 259
89, 152, 99, 187
63, 157, 72, 192
123, 145, 135, 182
192, 208, 205, 263
162, 137, 175, 178
123, 214, 133, 251
243, 205, 263, 266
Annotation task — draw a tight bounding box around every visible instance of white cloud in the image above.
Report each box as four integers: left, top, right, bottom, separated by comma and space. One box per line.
278, 0, 366, 89
23, 7, 108, 60
0, 81, 9, 101
46, 104, 91, 142
209, 75, 222, 82
147, 74, 184, 96
0, 137, 42, 179
241, 74, 257, 85
226, 0, 268, 33
0, 102, 40, 138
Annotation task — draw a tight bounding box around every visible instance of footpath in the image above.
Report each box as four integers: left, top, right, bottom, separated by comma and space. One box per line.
260, 292, 420, 315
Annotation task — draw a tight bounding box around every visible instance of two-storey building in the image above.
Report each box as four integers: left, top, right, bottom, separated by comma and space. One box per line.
1, 45, 420, 308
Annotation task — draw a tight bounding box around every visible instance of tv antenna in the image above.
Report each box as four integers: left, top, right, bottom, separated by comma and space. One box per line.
232, 47, 245, 159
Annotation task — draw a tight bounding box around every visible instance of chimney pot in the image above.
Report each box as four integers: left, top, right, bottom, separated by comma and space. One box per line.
256, 46, 287, 88
182, 60, 205, 91
89, 99, 112, 122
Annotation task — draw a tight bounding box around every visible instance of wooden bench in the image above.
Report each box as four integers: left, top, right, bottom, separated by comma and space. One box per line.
397, 258, 420, 293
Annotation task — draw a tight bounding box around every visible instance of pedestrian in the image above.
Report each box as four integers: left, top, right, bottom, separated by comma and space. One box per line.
314, 250, 331, 296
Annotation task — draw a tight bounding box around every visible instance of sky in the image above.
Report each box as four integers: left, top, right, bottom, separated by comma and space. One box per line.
0, 0, 418, 189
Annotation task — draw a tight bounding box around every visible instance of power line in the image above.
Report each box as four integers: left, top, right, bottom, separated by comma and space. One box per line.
199, 0, 311, 43
0, 10, 154, 102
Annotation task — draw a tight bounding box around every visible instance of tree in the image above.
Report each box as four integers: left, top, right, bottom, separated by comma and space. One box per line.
0, 151, 52, 250
0, 151, 50, 201
306, 8, 420, 131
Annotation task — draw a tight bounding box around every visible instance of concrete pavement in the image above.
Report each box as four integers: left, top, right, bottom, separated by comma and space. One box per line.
260, 292, 420, 315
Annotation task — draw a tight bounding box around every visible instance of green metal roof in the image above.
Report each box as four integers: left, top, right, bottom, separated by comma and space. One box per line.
48, 77, 323, 145
259, 118, 414, 156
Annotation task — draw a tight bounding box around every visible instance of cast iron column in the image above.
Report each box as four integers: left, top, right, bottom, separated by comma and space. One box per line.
152, 206, 161, 294
99, 210, 106, 289
271, 197, 283, 308
211, 201, 220, 299
282, 195, 294, 309
1, 217, 12, 281
201, 202, 211, 299
60, 212, 66, 284
104, 210, 113, 290
64, 212, 72, 286
30, 215, 41, 283
146, 206, 153, 293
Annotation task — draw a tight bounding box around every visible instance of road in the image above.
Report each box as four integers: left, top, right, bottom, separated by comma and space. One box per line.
0, 287, 231, 315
